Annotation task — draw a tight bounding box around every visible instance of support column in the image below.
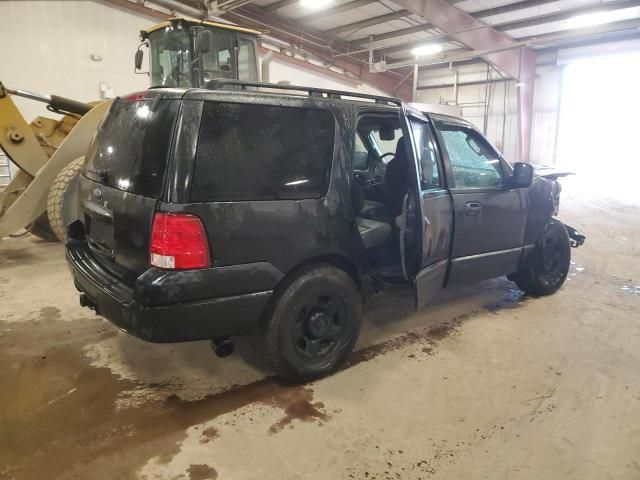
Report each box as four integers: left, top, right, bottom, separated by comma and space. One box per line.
516, 47, 537, 163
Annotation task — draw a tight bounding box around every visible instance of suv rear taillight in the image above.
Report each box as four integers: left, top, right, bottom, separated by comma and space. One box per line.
150, 213, 210, 270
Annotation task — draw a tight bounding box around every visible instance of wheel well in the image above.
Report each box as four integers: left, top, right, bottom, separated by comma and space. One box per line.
284, 254, 362, 291
257, 254, 364, 329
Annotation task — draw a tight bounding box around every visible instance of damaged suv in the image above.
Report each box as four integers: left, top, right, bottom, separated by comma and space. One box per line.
66, 81, 584, 382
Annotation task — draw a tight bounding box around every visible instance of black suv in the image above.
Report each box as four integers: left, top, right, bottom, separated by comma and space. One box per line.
66, 81, 584, 382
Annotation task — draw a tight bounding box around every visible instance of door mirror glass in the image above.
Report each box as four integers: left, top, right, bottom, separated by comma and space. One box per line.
134, 49, 144, 70
511, 162, 534, 188
196, 30, 213, 54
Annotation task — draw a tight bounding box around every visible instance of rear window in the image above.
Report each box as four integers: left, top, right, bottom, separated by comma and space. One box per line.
191, 102, 335, 202
84, 97, 180, 198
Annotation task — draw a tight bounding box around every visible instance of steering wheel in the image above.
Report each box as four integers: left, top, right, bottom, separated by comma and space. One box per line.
380, 152, 396, 164
164, 66, 189, 86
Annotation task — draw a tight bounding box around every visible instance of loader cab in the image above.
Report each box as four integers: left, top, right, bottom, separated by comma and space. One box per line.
137, 18, 260, 88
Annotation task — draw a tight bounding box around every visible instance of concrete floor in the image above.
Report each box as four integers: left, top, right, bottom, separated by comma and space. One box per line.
1, 180, 639, 480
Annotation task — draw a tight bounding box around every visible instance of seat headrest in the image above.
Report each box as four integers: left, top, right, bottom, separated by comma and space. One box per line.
395, 136, 407, 160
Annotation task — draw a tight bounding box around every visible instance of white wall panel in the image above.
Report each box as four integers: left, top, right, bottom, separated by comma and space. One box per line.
0, 0, 151, 122
0, 0, 387, 126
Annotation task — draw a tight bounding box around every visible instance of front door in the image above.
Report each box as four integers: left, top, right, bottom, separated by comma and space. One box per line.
399, 108, 454, 309
433, 119, 527, 285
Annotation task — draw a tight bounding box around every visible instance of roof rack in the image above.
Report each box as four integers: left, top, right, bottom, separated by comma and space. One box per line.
205, 79, 402, 107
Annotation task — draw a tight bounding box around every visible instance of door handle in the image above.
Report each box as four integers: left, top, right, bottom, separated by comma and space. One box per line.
464, 202, 482, 216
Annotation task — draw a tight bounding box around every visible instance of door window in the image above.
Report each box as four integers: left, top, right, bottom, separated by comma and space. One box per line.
201, 31, 236, 81
238, 38, 258, 81
437, 124, 503, 189
410, 120, 441, 191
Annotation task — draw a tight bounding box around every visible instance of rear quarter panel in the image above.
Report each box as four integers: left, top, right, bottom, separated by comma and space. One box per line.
163, 93, 370, 277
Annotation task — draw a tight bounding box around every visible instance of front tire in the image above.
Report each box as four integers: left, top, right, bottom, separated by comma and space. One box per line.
264, 264, 362, 383
513, 220, 571, 296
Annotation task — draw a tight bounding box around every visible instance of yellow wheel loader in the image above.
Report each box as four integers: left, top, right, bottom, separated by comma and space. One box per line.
0, 18, 261, 242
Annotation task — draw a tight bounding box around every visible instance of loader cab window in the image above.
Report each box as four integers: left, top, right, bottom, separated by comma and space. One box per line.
238, 38, 258, 82
201, 30, 236, 81
149, 27, 193, 88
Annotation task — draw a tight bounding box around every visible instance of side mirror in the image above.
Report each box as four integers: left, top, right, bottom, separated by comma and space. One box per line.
134, 49, 144, 71
196, 30, 213, 55
510, 162, 534, 188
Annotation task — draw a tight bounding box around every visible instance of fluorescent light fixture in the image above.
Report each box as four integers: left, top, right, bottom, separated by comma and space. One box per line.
412, 44, 443, 57
300, 0, 332, 8
566, 11, 613, 29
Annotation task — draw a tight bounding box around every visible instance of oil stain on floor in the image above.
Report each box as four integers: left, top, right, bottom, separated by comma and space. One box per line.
0, 299, 494, 480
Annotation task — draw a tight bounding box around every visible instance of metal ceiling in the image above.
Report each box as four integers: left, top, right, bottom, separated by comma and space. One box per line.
109, 0, 640, 96
171, 0, 640, 70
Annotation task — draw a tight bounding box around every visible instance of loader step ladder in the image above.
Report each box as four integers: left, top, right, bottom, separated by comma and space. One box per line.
0, 152, 10, 188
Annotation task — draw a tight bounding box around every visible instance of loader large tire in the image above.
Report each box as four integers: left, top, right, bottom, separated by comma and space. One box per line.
47, 157, 84, 242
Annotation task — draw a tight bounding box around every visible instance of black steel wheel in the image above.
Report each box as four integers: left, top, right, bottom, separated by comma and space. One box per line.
513, 220, 571, 296
264, 264, 362, 383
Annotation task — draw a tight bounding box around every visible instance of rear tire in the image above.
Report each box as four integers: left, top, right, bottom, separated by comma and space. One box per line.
513, 220, 571, 296
264, 264, 362, 383
47, 157, 85, 242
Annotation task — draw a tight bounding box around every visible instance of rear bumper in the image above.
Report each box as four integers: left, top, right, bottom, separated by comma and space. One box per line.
66, 242, 273, 343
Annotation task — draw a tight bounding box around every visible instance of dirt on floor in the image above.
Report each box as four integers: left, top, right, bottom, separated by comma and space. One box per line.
1, 179, 639, 480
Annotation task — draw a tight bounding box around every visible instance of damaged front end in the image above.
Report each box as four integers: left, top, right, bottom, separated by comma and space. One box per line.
563, 223, 586, 248
532, 165, 586, 249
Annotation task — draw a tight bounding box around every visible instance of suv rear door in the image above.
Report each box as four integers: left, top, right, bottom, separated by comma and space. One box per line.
80, 90, 182, 284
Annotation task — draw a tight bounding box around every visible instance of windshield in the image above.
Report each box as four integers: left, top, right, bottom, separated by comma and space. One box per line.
149, 27, 193, 88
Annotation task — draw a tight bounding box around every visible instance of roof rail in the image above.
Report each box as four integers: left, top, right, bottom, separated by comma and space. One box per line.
205, 79, 402, 107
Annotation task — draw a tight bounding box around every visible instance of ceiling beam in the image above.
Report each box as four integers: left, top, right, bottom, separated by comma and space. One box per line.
346, 0, 560, 46
395, 16, 640, 68
387, 0, 534, 78
296, 0, 379, 25
224, 5, 414, 98
327, 10, 412, 36
393, 0, 537, 161
264, 0, 298, 13
492, 0, 640, 32
370, 0, 640, 57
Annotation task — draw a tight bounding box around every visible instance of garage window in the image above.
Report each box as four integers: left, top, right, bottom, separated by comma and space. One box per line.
192, 102, 335, 201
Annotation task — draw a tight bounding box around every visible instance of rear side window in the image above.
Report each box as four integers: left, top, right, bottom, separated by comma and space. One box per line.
84, 97, 180, 198
191, 102, 335, 201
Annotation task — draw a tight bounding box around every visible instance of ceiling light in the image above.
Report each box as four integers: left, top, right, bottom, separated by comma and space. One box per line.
300, 0, 332, 8
412, 44, 443, 57
566, 11, 613, 29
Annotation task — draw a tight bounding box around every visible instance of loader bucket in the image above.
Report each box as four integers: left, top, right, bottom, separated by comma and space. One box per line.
0, 100, 112, 239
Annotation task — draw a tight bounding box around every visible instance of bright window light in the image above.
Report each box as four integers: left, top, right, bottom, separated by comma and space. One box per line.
556, 52, 640, 201
412, 44, 443, 57
566, 11, 615, 29
300, 0, 332, 8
